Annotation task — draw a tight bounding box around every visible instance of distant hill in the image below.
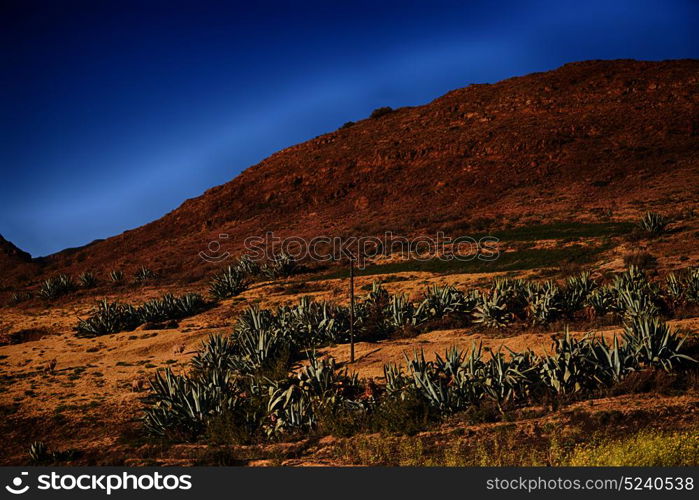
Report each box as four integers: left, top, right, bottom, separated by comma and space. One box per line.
3, 59, 698, 285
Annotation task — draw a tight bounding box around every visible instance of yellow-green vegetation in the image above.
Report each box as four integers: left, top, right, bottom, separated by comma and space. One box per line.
328, 427, 699, 466
566, 428, 699, 466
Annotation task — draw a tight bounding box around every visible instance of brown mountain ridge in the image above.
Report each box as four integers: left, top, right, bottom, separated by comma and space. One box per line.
3, 59, 698, 286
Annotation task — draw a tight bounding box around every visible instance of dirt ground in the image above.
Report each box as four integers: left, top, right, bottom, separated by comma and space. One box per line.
1, 235, 698, 465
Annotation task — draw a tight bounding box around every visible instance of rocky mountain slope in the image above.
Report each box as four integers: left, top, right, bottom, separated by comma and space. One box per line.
2, 59, 698, 285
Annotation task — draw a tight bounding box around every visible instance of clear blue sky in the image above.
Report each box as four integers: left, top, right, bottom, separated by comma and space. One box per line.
1, 0, 697, 257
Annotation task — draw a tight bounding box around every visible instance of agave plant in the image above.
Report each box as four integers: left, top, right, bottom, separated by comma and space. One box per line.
364, 281, 390, 305
526, 281, 563, 325
261, 252, 299, 279
586, 285, 619, 317
539, 331, 598, 395
613, 265, 652, 292
354, 282, 392, 339
134, 266, 156, 283
39, 274, 76, 300
685, 268, 699, 305
235, 254, 261, 276
386, 294, 424, 328
637, 211, 668, 236
274, 296, 351, 346
265, 384, 316, 437
587, 334, 634, 386
420, 285, 473, 319
616, 287, 660, 321
76, 299, 141, 337
664, 273, 685, 310
190, 334, 238, 378
434, 346, 468, 379
612, 266, 661, 320
298, 352, 358, 398
143, 368, 249, 437
209, 265, 251, 299
480, 349, 536, 408
473, 291, 513, 329
137, 293, 207, 323
265, 352, 362, 437
28, 441, 51, 464
235, 306, 278, 336
235, 326, 288, 373
109, 270, 124, 283
384, 363, 408, 395
78, 271, 98, 289
404, 350, 458, 413
9, 291, 32, 305
562, 271, 597, 315
490, 278, 528, 317
622, 317, 695, 371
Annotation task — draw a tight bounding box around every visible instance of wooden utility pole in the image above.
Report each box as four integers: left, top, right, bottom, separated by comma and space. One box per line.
349, 255, 355, 363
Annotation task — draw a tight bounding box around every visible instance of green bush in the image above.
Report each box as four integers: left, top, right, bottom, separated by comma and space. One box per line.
137, 265, 699, 443
370, 106, 393, 119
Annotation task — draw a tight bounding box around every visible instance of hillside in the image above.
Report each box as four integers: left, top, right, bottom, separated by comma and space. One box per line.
0, 235, 33, 281
3, 59, 698, 285
1, 59, 699, 466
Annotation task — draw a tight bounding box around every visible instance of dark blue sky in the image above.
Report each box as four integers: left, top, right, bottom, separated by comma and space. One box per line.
1, 0, 697, 256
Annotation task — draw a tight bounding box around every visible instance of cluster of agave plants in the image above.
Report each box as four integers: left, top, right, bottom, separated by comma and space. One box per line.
208, 253, 299, 299
75, 293, 208, 337
206, 265, 697, 340
142, 316, 695, 442
387, 317, 692, 415
463, 266, 698, 330
10, 250, 304, 306
141, 265, 698, 442
38, 274, 78, 300
73, 253, 302, 336
16, 267, 159, 304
